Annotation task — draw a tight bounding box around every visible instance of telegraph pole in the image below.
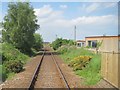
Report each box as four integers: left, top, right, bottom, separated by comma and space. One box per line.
56, 34, 58, 39
74, 25, 77, 46
74, 25, 76, 41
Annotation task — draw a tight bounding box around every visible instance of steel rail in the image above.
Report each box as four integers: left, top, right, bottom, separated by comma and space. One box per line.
51, 52, 70, 90
28, 51, 45, 90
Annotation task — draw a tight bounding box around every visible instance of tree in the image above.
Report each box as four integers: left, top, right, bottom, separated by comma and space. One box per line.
51, 38, 74, 50
2, 2, 39, 55
33, 33, 43, 51
51, 38, 62, 50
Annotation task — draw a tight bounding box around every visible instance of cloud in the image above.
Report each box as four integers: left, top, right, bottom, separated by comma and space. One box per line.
60, 5, 68, 9
34, 5, 52, 18
86, 3, 100, 13
47, 15, 117, 28
34, 5, 63, 24
104, 3, 117, 8
34, 4, 117, 42
83, 2, 117, 13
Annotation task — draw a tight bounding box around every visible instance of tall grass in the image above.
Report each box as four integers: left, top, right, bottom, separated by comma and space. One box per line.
75, 54, 101, 85
59, 47, 101, 85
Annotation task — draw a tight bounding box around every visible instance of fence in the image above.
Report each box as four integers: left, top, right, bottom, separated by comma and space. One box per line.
101, 52, 120, 88
100, 37, 120, 88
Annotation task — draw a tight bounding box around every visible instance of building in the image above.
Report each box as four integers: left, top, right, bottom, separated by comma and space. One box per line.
76, 40, 85, 47
85, 35, 120, 88
85, 36, 104, 48
85, 35, 120, 51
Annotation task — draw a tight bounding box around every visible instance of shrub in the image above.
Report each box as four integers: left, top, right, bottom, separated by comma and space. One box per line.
33, 33, 43, 51
1, 43, 29, 80
68, 56, 92, 71
57, 45, 77, 54
4, 60, 23, 73
57, 45, 68, 54
51, 38, 74, 50
2, 43, 29, 64
60, 47, 101, 85
2, 66, 7, 81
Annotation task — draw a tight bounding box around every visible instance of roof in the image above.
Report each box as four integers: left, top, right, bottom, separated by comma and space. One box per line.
77, 40, 85, 42
85, 35, 120, 39
43, 42, 50, 44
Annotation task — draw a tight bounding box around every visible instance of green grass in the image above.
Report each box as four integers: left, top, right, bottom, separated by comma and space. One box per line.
2, 43, 29, 64
7, 72, 15, 80
60, 47, 101, 85
1, 43, 30, 81
75, 54, 101, 85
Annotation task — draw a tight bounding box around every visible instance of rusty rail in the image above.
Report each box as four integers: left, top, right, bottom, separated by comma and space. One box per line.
28, 51, 45, 90
51, 52, 70, 90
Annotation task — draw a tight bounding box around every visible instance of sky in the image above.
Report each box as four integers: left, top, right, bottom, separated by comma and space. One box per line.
1, 0, 119, 42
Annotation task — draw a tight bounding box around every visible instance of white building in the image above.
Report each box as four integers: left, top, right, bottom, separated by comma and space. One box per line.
76, 40, 85, 47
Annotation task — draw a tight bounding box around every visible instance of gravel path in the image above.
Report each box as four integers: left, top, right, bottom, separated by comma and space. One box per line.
34, 52, 65, 88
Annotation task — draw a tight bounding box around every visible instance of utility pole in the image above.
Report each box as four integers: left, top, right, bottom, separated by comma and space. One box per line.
74, 25, 76, 41
74, 25, 77, 46
56, 34, 58, 39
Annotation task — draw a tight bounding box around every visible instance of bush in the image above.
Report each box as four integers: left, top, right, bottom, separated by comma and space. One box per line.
2, 43, 29, 64
33, 33, 43, 51
2, 43, 29, 80
57, 45, 77, 54
2, 66, 7, 81
51, 38, 74, 50
57, 45, 68, 54
60, 48, 101, 85
68, 56, 92, 71
4, 60, 23, 73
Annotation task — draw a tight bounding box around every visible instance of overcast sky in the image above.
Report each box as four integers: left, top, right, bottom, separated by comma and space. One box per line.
1, 0, 119, 42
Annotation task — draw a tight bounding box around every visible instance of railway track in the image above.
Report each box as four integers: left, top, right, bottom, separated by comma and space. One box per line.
28, 51, 45, 90
28, 50, 70, 90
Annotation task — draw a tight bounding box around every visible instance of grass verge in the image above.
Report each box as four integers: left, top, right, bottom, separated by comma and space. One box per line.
1, 43, 30, 81
59, 47, 101, 85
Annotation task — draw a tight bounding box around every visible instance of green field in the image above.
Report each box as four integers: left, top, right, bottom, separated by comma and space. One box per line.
59, 47, 101, 85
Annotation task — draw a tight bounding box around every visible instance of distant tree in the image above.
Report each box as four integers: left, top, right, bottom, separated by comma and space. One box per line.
33, 33, 43, 51
68, 40, 74, 45
2, 2, 39, 54
51, 38, 62, 50
51, 38, 74, 50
